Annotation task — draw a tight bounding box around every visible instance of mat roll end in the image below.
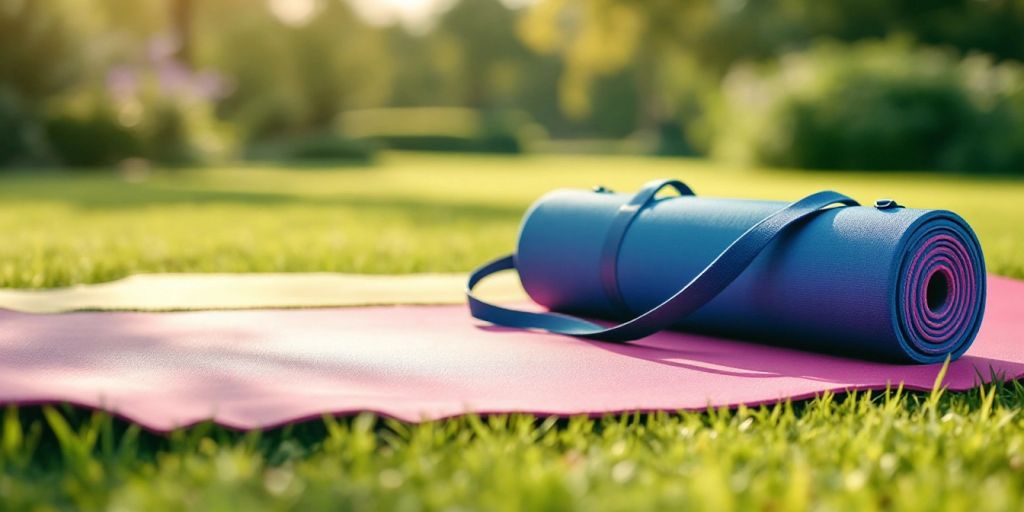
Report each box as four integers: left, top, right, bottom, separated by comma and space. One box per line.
895, 211, 986, 364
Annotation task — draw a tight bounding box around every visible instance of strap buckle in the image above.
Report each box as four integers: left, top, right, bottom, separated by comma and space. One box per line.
874, 199, 904, 210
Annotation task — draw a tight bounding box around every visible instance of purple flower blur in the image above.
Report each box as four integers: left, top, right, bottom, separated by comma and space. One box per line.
104, 34, 230, 104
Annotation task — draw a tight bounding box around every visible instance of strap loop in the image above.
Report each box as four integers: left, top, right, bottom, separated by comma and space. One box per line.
467, 187, 859, 343
600, 179, 695, 316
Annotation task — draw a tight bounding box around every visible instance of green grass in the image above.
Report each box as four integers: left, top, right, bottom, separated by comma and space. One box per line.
3, 383, 1024, 511
2, 153, 1023, 510
2, 152, 1023, 288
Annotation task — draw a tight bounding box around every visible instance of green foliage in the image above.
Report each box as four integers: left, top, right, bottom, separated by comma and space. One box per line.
522, 0, 1024, 162
140, 95, 232, 166
196, 0, 393, 141
0, 0, 91, 166
0, 89, 43, 166
712, 39, 1024, 173
42, 83, 233, 168
522, 0, 1024, 112
368, 134, 522, 154
0, 0, 233, 168
0, 0, 87, 103
435, 0, 534, 109
337, 108, 541, 154
10, 0, 1024, 168
1, 153, 1023, 288
0, 381, 1022, 510
245, 132, 377, 164
43, 101, 143, 167
386, 0, 633, 140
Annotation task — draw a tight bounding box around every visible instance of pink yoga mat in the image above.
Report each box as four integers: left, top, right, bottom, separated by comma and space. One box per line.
1, 276, 1022, 432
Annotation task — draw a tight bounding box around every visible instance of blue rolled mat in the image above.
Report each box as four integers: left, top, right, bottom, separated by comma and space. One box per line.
468, 180, 987, 364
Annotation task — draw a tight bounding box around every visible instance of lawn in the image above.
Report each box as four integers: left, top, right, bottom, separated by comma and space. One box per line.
1, 152, 1023, 510
2, 152, 1024, 288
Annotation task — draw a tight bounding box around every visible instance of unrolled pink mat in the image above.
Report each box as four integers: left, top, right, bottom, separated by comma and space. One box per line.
1, 276, 1022, 432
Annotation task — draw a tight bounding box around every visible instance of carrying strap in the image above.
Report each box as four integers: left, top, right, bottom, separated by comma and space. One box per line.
466, 181, 859, 343
600, 179, 694, 316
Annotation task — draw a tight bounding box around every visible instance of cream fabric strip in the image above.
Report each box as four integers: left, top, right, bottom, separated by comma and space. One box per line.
0, 273, 527, 313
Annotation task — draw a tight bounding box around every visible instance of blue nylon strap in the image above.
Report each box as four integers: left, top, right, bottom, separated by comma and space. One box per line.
466, 188, 859, 343
599, 179, 695, 316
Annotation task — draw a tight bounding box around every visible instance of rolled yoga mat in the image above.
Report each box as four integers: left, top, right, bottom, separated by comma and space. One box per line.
469, 180, 987, 363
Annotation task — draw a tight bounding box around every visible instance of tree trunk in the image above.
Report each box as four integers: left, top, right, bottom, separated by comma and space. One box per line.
170, 0, 193, 66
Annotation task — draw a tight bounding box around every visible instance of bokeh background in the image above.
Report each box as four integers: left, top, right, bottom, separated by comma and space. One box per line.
6, 0, 1024, 173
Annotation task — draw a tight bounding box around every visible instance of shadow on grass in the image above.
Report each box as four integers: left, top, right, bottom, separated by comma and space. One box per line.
0, 179, 525, 220
5, 376, 1022, 472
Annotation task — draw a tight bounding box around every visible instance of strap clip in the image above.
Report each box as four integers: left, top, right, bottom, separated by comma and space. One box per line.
874, 199, 904, 210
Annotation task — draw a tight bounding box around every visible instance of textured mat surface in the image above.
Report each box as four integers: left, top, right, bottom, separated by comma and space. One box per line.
0, 275, 1020, 432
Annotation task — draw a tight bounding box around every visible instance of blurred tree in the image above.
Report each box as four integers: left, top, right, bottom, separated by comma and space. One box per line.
710, 38, 1024, 173
435, 0, 531, 108
0, 0, 87, 103
386, 27, 467, 107
170, 0, 194, 66
0, 0, 93, 164
519, 0, 716, 152
385, 0, 638, 139
521, 0, 1024, 152
293, 1, 393, 127
194, 0, 393, 140
523, 0, 1024, 101
789, 0, 1024, 62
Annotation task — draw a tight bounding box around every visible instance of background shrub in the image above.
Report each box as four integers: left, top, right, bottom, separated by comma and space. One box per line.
0, 90, 43, 166
336, 107, 542, 154
712, 39, 1024, 173
41, 86, 232, 168
245, 132, 377, 164
43, 102, 142, 167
